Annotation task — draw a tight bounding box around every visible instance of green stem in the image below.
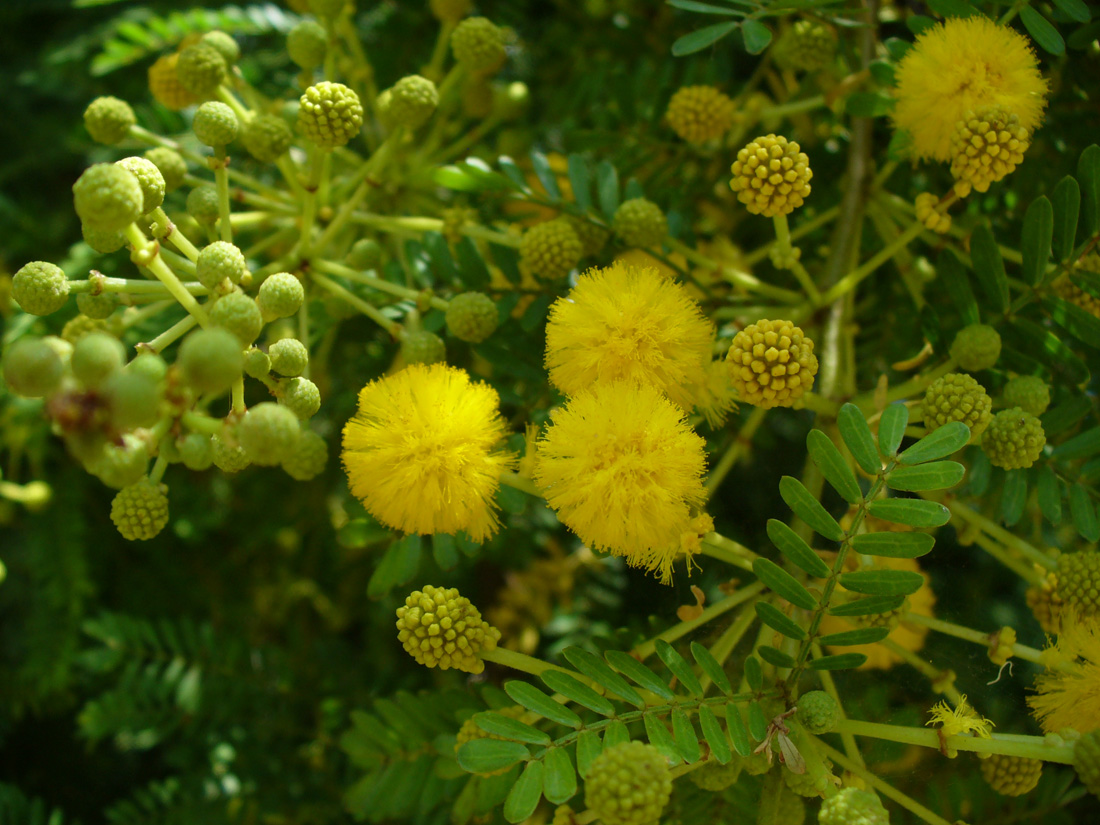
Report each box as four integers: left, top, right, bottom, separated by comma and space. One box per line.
149, 455, 169, 484
705, 407, 768, 498
123, 225, 210, 327
699, 534, 759, 572
181, 412, 225, 435
311, 271, 401, 336
142, 315, 198, 354
818, 219, 925, 307
499, 471, 541, 497
298, 146, 326, 259
758, 95, 826, 120
68, 277, 208, 296
942, 499, 1057, 571
835, 719, 1075, 763
632, 582, 766, 660
312, 260, 449, 310
213, 148, 233, 243
151, 207, 200, 261
665, 236, 803, 304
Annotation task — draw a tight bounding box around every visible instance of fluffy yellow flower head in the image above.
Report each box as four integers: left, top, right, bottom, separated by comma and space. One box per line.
893, 17, 1047, 162
544, 262, 714, 409
342, 364, 513, 540
1028, 612, 1100, 735
534, 381, 708, 583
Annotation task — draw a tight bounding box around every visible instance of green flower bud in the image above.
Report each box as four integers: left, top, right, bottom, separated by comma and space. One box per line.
241, 114, 293, 163
1002, 375, 1051, 417
269, 337, 309, 376
243, 347, 272, 379
200, 31, 240, 65
950, 323, 1001, 372
77, 291, 118, 320
279, 376, 321, 420
256, 272, 304, 321
347, 238, 383, 269
796, 690, 839, 734
210, 291, 264, 345
612, 197, 667, 248
196, 241, 247, 291
110, 477, 169, 541
193, 101, 239, 147
187, 185, 221, 226
143, 147, 187, 193
1074, 730, 1100, 797
379, 75, 439, 129
176, 43, 227, 97
401, 330, 446, 365
73, 163, 144, 233
82, 224, 127, 254
178, 328, 243, 395
87, 434, 149, 490
84, 96, 135, 145
105, 369, 163, 430
818, 788, 888, 825
922, 373, 992, 437
585, 741, 672, 825
179, 432, 215, 471
298, 82, 364, 149
71, 332, 126, 388
282, 429, 328, 480
115, 156, 166, 215
2, 338, 63, 398
287, 20, 327, 70
520, 218, 582, 281
451, 17, 506, 73
980, 753, 1042, 796
212, 433, 251, 473
61, 316, 108, 345
238, 402, 300, 466
127, 352, 167, 383
445, 292, 498, 343
13, 261, 70, 316
982, 407, 1046, 470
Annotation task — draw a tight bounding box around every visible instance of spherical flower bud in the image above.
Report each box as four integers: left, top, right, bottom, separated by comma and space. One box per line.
212, 433, 251, 473
347, 238, 383, 270
84, 96, 135, 145
980, 753, 1042, 796
1074, 730, 1100, 797
950, 105, 1029, 198
1003, 375, 1050, 417
1026, 571, 1064, 634
256, 272, 305, 322
1057, 550, 1100, 619
238, 402, 300, 466
110, 478, 169, 541
775, 20, 837, 72
196, 241, 247, 291
921, 373, 992, 437
982, 408, 1046, 470
783, 755, 834, 797
730, 135, 812, 217
520, 218, 582, 281
2, 338, 63, 398
187, 185, 221, 226
73, 163, 144, 233
566, 216, 609, 258
180, 432, 215, 471
148, 53, 201, 111
612, 198, 667, 249
818, 788, 889, 825
279, 376, 321, 420
243, 347, 271, 379
950, 323, 1001, 372
178, 328, 243, 395
210, 291, 263, 345
298, 82, 364, 149
726, 318, 818, 408
77, 291, 117, 321
688, 761, 742, 791
796, 690, 839, 734
115, 156, 166, 215
380, 75, 439, 129
176, 43, 227, 97
87, 434, 149, 490
451, 17, 506, 73
431, 0, 472, 23
241, 113, 293, 163
282, 429, 327, 480
143, 148, 187, 193
200, 31, 239, 65
396, 585, 501, 673
106, 369, 162, 430
72, 332, 125, 388
269, 338, 309, 376
402, 330, 446, 365
13, 261, 70, 316
127, 351, 167, 382
61, 316, 107, 345
446, 292, 498, 343
287, 20, 327, 70
82, 224, 127, 254
915, 192, 952, 234
585, 741, 672, 825
192, 101, 239, 147
666, 85, 735, 144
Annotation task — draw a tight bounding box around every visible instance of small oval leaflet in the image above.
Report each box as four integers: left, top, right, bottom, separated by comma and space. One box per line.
752, 557, 818, 611
807, 429, 863, 505
457, 738, 530, 775
504, 760, 544, 824
867, 498, 950, 528
838, 403, 882, 475
898, 421, 970, 464
839, 569, 925, 596
850, 531, 935, 558
886, 461, 966, 492
779, 475, 846, 542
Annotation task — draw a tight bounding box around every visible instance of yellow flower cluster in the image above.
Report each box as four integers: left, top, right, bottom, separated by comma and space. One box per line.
729, 134, 812, 217
665, 85, 735, 144
395, 585, 501, 674
950, 105, 1030, 198
725, 318, 818, 408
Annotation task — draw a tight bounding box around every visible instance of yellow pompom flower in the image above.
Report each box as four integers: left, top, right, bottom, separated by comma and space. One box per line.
730, 135, 812, 217
534, 381, 708, 583
725, 318, 818, 408
893, 17, 1047, 162
544, 262, 713, 409
1028, 612, 1100, 735
666, 86, 735, 144
341, 364, 513, 540
950, 105, 1030, 197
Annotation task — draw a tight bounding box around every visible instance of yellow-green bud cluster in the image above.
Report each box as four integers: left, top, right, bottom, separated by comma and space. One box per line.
430, 0, 472, 23
585, 741, 672, 825
269, 338, 309, 376
818, 787, 889, 825
612, 198, 667, 249
176, 43, 227, 97
201, 31, 239, 65
520, 218, 582, 281
402, 330, 446, 365
380, 75, 439, 130
242, 114, 293, 163
193, 101, 239, 147
775, 20, 837, 72
287, 20, 327, 70
13, 261, 70, 317
82, 225, 127, 254
1074, 730, 1100, 797
445, 292, 498, 343
72, 332, 125, 388
180, 433, 215, 471
73, 163, 144, 233
1053, 260, 1100, 318
730, 135, 812, 217
238, 402, 300, 466
279, 377, 321, 420
796, 690, 839, 734
298, 82, 364, 149
726, 318, 818, 408
84, 96, 136, 145
783, 756, 833, 797
980, 753, 1042, 796
1002, 375, 1050, 417
566, 216, 610, 258
2, 338, 64, 397
665, 86, 735, 144
688, 760, 742, 791
210, 292, 263, 345
949, 323, 1001, 372
143, 147, 187, 193
149, 53, 201, 111
451, 17, 506, 74
1056, 550, 1100, 619
213, 433, 251, 473
110, 478, 170, 541
88, 435, 149, 490
115, 156, 165, 215
915, 192, 951, 234
982, 408, 1046, 470
196, 241, 247, 291
281, 430, 328, 480
395, 585, 501, 673
257, 272, 305, 322
178, 328, 244, 395
922, 373, 992, 437
950, 106, 1029, 198
347, 238, 383, 270
187, 186, 221, 226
